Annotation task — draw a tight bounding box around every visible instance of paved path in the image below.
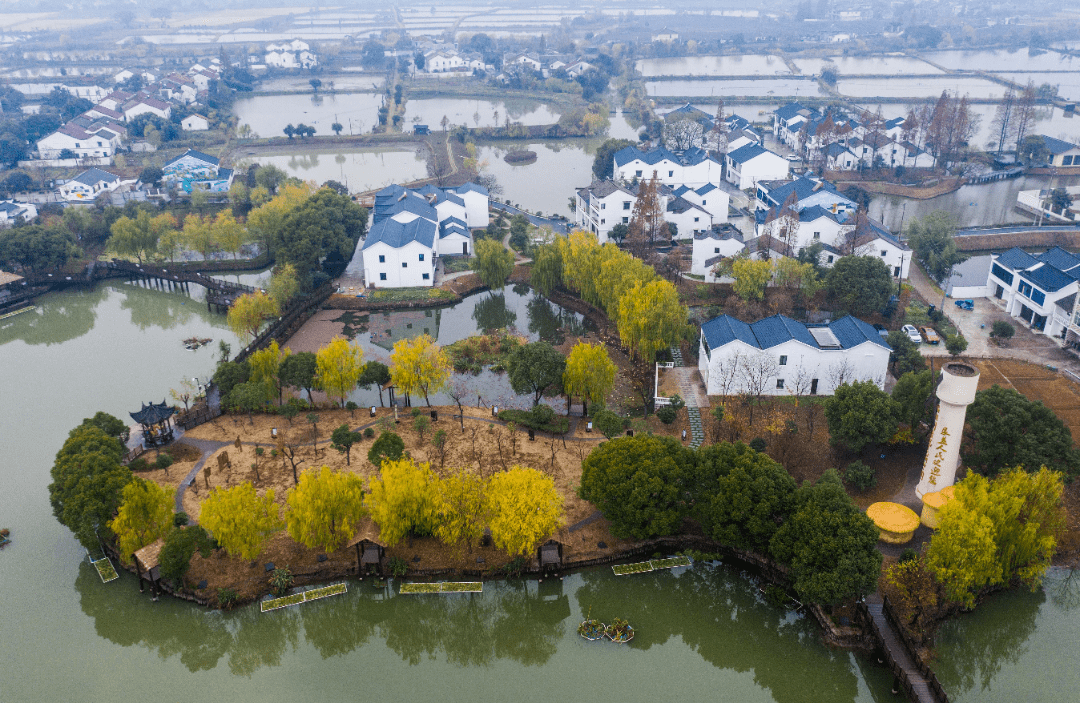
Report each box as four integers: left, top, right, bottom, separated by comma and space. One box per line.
173, 438, 229, 515
490, 202, 569, 233
670, 346, 706, 448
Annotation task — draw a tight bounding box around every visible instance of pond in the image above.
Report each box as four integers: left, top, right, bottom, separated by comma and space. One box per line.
233, 92, 384, 139
919, 48, 1080, 73
636, 55, 792, 77
403, 98, 561, 130
645, 78, 824, 98
790, 56, 944, 76
238, 146, 429, 193
834, 76, 1006, 100
478, 139, 602, 217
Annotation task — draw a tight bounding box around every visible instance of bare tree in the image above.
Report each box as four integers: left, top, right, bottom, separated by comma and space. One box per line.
418, 141, 452, 186
738, 350, 779, 426
709, 98, 728, 155
446, 377, 472, 432
627, 173, 665, 251
1012, 81, 1037, 157
828, 358, 856, 392
991, 88, 1017, 156
711, 348, 744, 399
664, 114, 705, 151
771, 192, 801, 256
789, 364, 817, 434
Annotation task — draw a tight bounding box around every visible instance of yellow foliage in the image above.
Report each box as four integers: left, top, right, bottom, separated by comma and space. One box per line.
435, 467, 487, 554
390, 334, 450, 406
485, 466, 563, 557
211, 210, 248, 258
563, 341, 616, 410
227, 291, 279, 343
286, 466, 366, 552
109, 478, 175, 564
199, 482, 283, 561
315, 336, 365, 407
616, 279, 686, 363
732, 257, 772, 301
249, 340, 290, 403
365, 457, 440, 546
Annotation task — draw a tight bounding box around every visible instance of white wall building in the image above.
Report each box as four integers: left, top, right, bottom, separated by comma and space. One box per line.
986, 246, 1080, 338
613, 146, 723, 190
698, 314, 891, 397
58, 168, 121, 201
725, 144, 789, 190
691, 227, 745, 281
362, 219, 438, 288
0, 201, 38, 225
181, 114, 210, 131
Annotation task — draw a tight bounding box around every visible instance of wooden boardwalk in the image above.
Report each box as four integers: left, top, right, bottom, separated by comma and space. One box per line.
101, 260, 257, 310
861, 593, 949, 703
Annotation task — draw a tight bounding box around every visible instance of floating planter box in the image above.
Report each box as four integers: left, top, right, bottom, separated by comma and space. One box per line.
92, 557, 119, 583
261, 582, 348, 612
612, 556, 692, 576
400, 581, 483, 594
612, 561, 654, 576
651, 556, 692, 570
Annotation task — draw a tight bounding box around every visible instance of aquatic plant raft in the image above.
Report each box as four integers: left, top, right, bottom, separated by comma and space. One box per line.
613, 556, 692, 576
261, 582, 348, 612
400, 581, 483, 594
650, 556, 692, 570
612, 561, 654, 576
92, 557, 119, 583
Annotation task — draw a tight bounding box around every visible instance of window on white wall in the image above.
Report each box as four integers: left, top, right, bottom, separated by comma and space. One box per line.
379, 273, 387, 281
779, 355, 787, 365
776, 379, 785, 389
378, 255, 385, 263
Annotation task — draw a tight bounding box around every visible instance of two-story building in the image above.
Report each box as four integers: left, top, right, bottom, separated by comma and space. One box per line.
575, 179, 719, 244
612, 146, 723, 189
725, 144, 789, 190
691, 225, 745, 281
162, 149, 234, 193
987, 246, 1080, 338
58, 168, 122, 201
698, 313, 891, 397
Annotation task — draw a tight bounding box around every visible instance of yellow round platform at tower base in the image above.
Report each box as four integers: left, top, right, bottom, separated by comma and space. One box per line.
920, 486, 957, 529
866, 502, 921, 544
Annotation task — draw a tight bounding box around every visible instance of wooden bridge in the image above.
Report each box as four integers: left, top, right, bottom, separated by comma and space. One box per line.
100, 260, 258, 311
860, 593, 950, 703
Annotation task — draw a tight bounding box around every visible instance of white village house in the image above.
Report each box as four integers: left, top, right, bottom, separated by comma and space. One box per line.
725, 144, 789, 190
181, 114, 210, 131
690, 226, 745, 281
985, 246, 1080, 338
58, 168, 122, 201
698, 314, 891, 397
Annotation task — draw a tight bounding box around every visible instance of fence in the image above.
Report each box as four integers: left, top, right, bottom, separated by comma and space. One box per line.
858, 595, 950, 703
176, 405, 222, 431
654, 362, 675, 407
234, 282, 334, 364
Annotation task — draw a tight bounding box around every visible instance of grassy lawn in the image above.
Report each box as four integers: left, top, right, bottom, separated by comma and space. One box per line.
369, 287, 458, 303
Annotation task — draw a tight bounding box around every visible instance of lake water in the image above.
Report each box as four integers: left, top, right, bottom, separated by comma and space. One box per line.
835, 76, 1006, 100
233, 93, 384, 138
920, 48, 1080, 73
479, 140, 601, 217
791, 56, 944, 76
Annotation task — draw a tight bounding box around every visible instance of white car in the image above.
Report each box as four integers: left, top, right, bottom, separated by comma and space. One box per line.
902, 324, 922, 343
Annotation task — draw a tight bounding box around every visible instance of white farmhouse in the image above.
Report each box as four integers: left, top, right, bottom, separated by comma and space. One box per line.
37, 123, 123, 159
362, 219, 438, 288
986, 246, 1080, 338
698, 314, 891, 397
575, 180, 636, 243
725, 144, 789, 190
0, 201, 38, 226
122, 96, 172, 121
613, 146, 723, 189
181, 114, 210, 131
691, 226, 745, 281
58, 168, 121, 201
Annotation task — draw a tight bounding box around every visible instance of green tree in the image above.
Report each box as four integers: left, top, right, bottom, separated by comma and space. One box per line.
592, 138, 635, 180
139, 166, 164, 187
0, 225, 77, 273
199, 482, 283, 561
315, 336, 365, 408
946, 334, 968, 356
213, 360, 250, 398
109, 478, 175, 563
368, 431, 406, 467
486, 466, 563, 557
580, 435, 694, 539
690, 442, 796, 553
274, 187, 367, 284
81, 411, 128, 440
330, 424, 363, 465
769, 470, 882, 605
892, 370, 934, 431
592, 407, 625, 439
824, 380, 900, 453
280, 351, 317, 403
507, 341, 565, 405
906, 211, 966, 286
886, 330, 927, 377
227, 381, 270, 422
357, 360, 391, 406
106, 211, 176, 263
365, 457, 439, 545
563, 341, 617, 416
824, 256, 893, 317
158, 525, 213, 584
48, 424, 133, 549
285, 466, 367, 552
965, 385, 1080, 477
474, 238, 515, 291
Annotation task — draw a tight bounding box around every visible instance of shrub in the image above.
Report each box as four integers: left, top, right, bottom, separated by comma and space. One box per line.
843, 460, 876, 492
368, 431, 405, 466
497, 406, 570, 434
668, 394, 686, 412
128, 458, 150, 472
656, 406, 677, 424
749, 437, 767, 453
900, 548, 919, 563
173, 511, 189, 527
217, 587, 239, 610
593, 408, 625, 439
990, 320, 1015, 339
363, 427, 375, 438
155, 454, 173, 470
388, 555, 408, 577
269, 566, 293, 597
945, 334, 968, 356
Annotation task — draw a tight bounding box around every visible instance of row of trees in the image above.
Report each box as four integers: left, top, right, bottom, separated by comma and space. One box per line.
580, 435, 882, 606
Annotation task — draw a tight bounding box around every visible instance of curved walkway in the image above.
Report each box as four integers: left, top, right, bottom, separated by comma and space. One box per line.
490, 202, 569, 233
174, 438, 229, 514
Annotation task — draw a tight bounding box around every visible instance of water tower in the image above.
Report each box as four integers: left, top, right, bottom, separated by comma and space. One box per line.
915, 362, 980, 499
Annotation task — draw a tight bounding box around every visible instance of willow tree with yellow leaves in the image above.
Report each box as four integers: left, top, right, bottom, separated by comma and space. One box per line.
285, 466, 367, 552
435, 467, 487, 555
315, 336, 365, 407
563, 342, 617, 416
390, 333, 450, 407
247, 181, 316, 255
485, 466, 563, 557
109, 479, 175, 564
365, 457, 440, 545
211, 210, 248, 259
199, 482, 283, 561
617, 279, 686, 363
227, 291, 279, 343
249, 340, 291, 405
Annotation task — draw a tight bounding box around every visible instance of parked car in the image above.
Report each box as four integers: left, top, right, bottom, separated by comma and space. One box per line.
954, 299, 974, 310
920, 326, 942, 345
902, 324, 922, 343
873, 323, 889, 339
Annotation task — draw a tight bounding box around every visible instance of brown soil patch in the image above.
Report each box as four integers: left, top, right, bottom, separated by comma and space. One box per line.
968, 359, 1080, 441
175, 404, 689, 602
